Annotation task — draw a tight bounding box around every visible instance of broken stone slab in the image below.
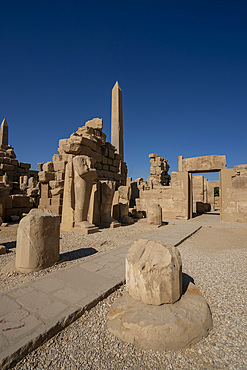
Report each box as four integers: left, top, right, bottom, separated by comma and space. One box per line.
107, 282, 213, 351
15, 209, 60, 273
126, 239, 182, 305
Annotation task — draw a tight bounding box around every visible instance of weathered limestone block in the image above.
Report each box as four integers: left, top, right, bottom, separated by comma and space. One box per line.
147, 203, 162, 226
126, 239, 182, 305
180, 155, 227, 173
43, 162, 54, 172
15, 209, 60, 273
85, 118, 103, 131
100, 179, 121, 228
118, 185, 134, 224
38, 171, 55, 183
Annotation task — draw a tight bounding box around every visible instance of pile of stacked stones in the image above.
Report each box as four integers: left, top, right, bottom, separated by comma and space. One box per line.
38, 118, 127, 218
0, 119, 39, 221
147, 153, 170, 188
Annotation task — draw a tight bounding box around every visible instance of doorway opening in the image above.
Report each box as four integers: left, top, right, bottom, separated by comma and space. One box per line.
191, 172, 220, 218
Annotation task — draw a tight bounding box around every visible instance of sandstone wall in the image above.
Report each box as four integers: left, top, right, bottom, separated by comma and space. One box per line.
136, 171, 189, 220
221, 165, 247, 223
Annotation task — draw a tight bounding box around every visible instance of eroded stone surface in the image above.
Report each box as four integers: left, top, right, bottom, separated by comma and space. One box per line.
108, 283, 213, 351
16, 209, 60, 273
126, 239, 182, 305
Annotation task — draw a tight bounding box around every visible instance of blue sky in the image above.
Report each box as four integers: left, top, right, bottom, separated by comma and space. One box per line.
1, 1, 246, 181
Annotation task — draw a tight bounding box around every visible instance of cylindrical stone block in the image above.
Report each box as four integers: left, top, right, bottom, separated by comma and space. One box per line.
147, 203, 162, 226
16, 209, 60, 273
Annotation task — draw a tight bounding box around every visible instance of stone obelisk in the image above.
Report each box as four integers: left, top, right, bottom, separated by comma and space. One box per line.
0, 118, 8, 148
111, 81, 124, 160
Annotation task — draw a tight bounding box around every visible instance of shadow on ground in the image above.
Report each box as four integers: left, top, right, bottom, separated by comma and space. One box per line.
60, 247, 98, 262
2, 241, 16, 250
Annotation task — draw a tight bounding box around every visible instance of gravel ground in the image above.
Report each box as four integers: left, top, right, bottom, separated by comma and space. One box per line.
0, 220, 161, 291
11, 225, 247, 369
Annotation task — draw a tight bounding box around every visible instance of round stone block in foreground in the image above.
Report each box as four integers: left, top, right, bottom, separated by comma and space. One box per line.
108, 283, 213, 351
16, 209, 60, 273
126, 239, 182, 305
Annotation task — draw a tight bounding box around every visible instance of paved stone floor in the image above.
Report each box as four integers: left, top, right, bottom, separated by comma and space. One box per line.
0, 211, 246, 369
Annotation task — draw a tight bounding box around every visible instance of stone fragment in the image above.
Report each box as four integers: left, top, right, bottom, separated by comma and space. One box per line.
15, 209, 60, 273
147, 203, 162, 226
85, 118, 103, 131
126, 239, 182, 305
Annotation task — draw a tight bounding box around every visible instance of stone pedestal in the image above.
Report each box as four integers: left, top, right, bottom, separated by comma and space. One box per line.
108, 239, 212, 351
100, 180, 120, 228
16, 209, 60, 273
108, 283, 213, 351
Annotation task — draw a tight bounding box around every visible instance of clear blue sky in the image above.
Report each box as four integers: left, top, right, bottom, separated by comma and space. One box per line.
1, 1, 246, 181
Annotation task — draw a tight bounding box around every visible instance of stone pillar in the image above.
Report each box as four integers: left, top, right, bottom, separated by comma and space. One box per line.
15, 209, 60, 273
0, 118, 8, 148
147, 203, 162, 226
111, 81, 124, 160
100, 179, 121, 228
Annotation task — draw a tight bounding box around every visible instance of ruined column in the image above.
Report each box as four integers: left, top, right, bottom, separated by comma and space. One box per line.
111, 81, 124, 160
0, 118, 8, 148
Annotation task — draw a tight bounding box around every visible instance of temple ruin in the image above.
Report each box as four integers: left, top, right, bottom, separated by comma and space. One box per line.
131, 154, 247, 223
0, 82, 246, 226
0, 119, 39, 222
38, 82, 128, 233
